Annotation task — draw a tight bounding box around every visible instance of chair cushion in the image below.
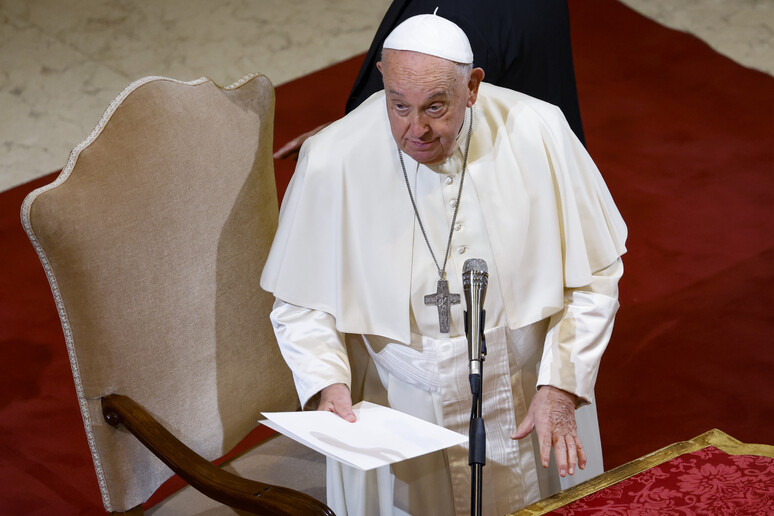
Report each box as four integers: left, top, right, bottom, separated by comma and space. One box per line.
22, 74, 299, 511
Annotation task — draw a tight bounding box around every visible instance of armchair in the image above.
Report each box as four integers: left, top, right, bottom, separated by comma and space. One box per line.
21, 74, 332, 515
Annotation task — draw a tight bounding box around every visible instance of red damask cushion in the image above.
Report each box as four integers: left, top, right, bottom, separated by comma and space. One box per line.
550, 446, 774, 515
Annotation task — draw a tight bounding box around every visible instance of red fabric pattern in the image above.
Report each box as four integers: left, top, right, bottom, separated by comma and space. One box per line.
550, 447, 774, 515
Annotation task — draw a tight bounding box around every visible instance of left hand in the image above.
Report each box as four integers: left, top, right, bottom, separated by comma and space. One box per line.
511, 386, 587, 477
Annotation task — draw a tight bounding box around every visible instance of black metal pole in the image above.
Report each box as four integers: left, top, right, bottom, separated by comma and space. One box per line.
469, 372, 485, 516
468, 310, 486, 516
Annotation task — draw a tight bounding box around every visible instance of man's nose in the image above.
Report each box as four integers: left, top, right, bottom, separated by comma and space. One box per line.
408, 113, 431, 140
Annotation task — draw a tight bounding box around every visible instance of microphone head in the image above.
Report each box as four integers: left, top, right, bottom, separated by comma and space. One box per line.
463, 258, 488, 274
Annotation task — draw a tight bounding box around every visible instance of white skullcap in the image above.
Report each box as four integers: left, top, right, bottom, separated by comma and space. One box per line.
383, 11, 473, 64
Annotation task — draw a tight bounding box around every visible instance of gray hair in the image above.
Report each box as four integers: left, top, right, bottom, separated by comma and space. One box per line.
454, 62, 473, 81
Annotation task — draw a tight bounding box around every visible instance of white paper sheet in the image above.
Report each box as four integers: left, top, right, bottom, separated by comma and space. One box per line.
260, 401, 467, 471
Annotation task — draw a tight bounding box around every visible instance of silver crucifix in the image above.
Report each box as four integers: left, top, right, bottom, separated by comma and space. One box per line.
425, 279, 461, 334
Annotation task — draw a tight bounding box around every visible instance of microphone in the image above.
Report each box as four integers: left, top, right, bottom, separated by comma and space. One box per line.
463, 258, 488, 378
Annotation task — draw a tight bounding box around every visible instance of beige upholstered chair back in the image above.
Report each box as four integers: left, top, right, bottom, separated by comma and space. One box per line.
21, 75, 299, 512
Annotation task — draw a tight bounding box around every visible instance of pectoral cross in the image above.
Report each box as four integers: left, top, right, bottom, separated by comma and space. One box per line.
424, 279, 460, 334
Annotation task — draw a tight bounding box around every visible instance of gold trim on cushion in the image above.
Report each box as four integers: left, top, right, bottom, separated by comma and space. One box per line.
513, 429, 774, 515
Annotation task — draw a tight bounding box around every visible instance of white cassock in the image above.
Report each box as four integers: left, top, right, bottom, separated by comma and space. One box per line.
260, 83, 627, 515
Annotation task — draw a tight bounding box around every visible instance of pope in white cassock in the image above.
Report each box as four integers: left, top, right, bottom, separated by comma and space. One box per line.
260, 12, 627, 516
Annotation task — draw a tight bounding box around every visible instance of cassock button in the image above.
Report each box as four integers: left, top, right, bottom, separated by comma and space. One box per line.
454, 223, 462, 231
449, 199, 457, 208
458, 246, 467, 254
445, 176, 454, 185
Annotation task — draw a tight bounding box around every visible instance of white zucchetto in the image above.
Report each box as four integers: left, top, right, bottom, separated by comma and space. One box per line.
382, 12, 474, 65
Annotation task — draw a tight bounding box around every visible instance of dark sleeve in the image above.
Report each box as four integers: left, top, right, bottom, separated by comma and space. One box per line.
345, 0, 411, 114
345, 0, 585, 146
488, 0, 585, 145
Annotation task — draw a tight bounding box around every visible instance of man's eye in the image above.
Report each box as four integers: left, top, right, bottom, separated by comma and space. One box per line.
427, 104, 443, 113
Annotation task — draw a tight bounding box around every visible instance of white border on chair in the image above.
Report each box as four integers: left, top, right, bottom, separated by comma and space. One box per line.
19, 72, 262, 511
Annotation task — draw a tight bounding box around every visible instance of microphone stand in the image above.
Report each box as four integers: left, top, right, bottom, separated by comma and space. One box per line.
467, 309, 486, 516
463, 261, 487, 516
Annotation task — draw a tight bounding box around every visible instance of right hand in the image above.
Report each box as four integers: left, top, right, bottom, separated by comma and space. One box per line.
511, 386, 586, 477
273, 123, 331, 161
317, 383, 356, 422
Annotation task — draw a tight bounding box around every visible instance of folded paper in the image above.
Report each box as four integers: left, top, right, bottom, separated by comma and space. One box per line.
260, 401, 467, 470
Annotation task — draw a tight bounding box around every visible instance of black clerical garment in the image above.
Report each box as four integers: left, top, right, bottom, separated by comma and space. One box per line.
346, 0, 586, 146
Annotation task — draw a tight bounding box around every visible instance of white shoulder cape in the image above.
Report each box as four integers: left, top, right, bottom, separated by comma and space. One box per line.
261, 83, 627, 344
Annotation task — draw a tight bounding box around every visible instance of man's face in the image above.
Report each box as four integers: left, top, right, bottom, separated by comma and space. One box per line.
378, 50, 483, 164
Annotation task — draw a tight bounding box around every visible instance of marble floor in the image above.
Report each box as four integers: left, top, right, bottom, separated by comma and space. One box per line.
1, 0, 772, 193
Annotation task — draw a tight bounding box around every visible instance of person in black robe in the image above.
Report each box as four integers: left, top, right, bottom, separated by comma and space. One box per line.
275, 0, 585, 159
347, 0, 584, 143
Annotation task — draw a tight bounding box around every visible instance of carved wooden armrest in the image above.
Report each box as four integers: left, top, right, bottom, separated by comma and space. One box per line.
102, 394, 334, 515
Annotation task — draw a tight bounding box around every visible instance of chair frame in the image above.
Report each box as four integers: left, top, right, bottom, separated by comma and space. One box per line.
101, 394, 333, 515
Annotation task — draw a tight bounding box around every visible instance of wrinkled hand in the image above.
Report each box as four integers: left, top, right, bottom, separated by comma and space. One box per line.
317, 382, 356, 422
511, 386, 586, 477
273, 123, 331, 160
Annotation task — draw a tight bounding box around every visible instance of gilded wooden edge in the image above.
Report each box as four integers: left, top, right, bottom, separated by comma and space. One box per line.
512, 429, 774, 515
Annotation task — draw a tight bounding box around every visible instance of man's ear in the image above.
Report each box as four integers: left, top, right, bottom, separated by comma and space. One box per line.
467, 67, 485, 107
377, 61, 384, 75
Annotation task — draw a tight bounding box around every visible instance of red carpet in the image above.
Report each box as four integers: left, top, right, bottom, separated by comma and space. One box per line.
570, 0, 774, 465
1, 0, 772, 513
